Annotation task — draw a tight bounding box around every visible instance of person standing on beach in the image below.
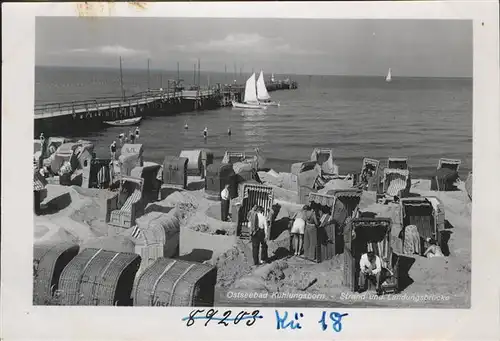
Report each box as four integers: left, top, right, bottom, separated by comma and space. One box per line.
135, 127, 140, 140
252, 206, 269, 265
110, 141, 117, 160
227, 127, 232, 136
129, 130, 136, 143
184, 122, 189, 130
203, 127, 208, 139
220, 184, 230, 222
290, 206, 307, 256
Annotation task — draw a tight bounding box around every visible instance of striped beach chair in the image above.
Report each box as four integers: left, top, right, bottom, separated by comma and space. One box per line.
107, 176, 145, 229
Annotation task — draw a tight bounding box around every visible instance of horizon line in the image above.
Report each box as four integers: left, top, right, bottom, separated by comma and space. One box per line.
34, 64, 473, 79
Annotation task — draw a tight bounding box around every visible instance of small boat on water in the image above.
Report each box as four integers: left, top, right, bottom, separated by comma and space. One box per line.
257, 71, 280, 107
232, 73, 266, 110
386, 68, 392, 83
103, 116, 142, 127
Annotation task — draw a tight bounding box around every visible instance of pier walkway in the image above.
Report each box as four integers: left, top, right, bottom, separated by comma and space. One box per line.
34, 89, 217, 120
33, 80, 298, 136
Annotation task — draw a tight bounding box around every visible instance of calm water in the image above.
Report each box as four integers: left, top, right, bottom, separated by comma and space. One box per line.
35, 66, 472, 178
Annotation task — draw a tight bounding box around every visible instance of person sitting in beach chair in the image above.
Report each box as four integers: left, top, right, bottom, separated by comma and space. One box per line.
358, 251, 383, 295
424, 238, 444, 258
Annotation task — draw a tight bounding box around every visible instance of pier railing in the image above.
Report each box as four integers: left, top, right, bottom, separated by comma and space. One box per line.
34, 88, 219, 119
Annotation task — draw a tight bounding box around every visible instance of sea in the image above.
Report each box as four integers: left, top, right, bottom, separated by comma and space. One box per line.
35, 66, 473, 178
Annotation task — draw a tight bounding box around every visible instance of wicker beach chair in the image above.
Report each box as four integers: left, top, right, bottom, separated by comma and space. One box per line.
132, 258, 217, 307
237, 183, 274, 239
382, 168, 411, 198
204, 163, 237, 200
58, 248, 141, 306
106, 175, 145, 229
33, 242, 79, 305
222, 151, 246, 165
180, 150, 203, 177
400, 197, 445, 250
387, 157, 409, 170
162, 156, 188, 189
310, 148, 339, 177
359, 158, 380, 191
343, 218, 399, 294
437, 158, 461, 172
304, 189, 362, 262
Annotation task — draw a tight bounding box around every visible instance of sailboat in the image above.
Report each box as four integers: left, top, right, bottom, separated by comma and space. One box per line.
232, 73, 266, 109
256, 71, 280, 107
104, 56, 143, 126
386, 68, 392, 83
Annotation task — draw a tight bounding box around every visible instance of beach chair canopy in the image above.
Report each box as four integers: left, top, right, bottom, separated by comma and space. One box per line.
309, 189, 363, 207
437, 158, 461, 172
400, 197, 445, 242
383, 168, 410, 196
58, 248, 141, 306
121, 143, 143, 156
291, 161, 319, 175
310, 148, 337, 175
200, 149, 214, 167
387, 157, 408, 170
162, 156, 188, 186
431, 167, 459, 191
361, 158, 379, 172
179, 150, 203, 174
55, 143, 79, 157
222, 151, 245, 164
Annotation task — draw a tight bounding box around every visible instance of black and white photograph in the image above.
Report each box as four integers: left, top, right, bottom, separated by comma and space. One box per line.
3, 3, 500, 340
31, 15, 475, 309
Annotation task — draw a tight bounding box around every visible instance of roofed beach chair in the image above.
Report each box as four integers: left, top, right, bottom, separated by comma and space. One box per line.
58, 248, 141, 306
381, 168, 411, 199
106, 175, 145, 229
310, 148, 339, 178
387, 157, 409, 170
343, 218, 399, 294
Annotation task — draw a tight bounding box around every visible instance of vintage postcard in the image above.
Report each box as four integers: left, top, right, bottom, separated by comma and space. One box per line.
2, 1, 499, 340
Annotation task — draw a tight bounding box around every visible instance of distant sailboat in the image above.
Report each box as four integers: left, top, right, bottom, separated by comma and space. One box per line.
257, 71, 280, 107
386, 68, 392, 83
232, 73, 266, 109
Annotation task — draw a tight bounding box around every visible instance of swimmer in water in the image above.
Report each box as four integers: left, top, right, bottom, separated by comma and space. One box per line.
203, 127, 208, 138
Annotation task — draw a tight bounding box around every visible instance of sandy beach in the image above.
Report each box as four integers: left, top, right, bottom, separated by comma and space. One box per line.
34, 174, 471, 308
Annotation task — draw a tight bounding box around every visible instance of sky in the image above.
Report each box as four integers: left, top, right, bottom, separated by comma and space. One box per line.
36, 17, 472, 77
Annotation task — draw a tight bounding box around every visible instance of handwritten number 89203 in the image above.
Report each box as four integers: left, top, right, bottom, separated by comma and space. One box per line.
183, 309, 263, 327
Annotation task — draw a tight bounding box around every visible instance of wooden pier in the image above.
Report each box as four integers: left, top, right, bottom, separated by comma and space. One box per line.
34, 81, 297, 137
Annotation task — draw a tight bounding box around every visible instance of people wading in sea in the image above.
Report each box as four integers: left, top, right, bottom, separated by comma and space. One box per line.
203, 127, 208, 139
118, 133, 125, 146
135, 127, 140, 140
110, 141, 117, 160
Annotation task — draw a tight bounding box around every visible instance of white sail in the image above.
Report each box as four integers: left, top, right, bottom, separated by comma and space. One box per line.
386, 68, 392, 82
256, 71, 271, 101
244, 73, 258, 103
